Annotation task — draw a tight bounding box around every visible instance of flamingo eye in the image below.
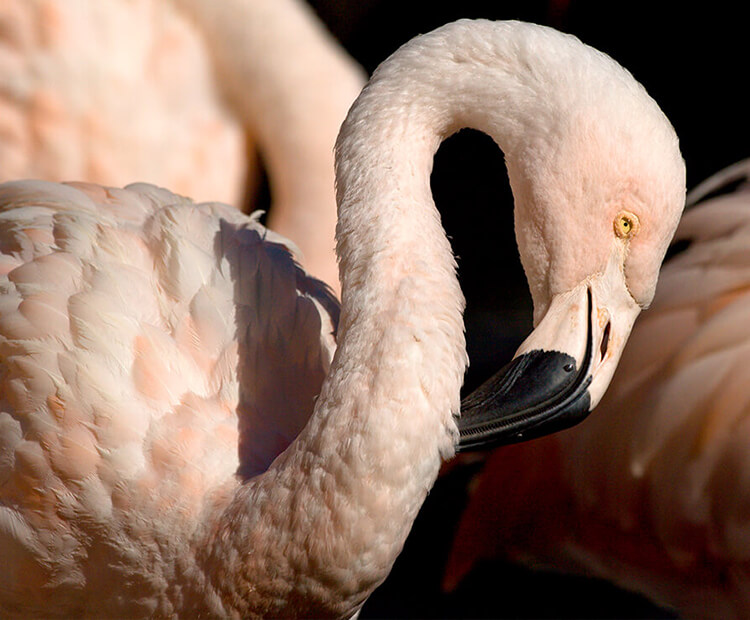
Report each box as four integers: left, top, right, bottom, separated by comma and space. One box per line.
614, 211, 639, 239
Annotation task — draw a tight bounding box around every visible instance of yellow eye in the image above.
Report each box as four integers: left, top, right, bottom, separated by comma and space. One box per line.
614, 211, 639, 239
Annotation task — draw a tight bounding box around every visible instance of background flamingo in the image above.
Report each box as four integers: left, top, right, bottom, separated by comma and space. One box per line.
0, 19, 686, 616
175, 0, 364, 292
0, 0, 245, 205
0, 0, 363, 290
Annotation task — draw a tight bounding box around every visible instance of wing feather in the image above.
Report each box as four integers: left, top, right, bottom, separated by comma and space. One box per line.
0, 180, 338, 610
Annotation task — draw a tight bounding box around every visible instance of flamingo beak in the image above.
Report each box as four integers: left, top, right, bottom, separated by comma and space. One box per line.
457, 257, 641, 451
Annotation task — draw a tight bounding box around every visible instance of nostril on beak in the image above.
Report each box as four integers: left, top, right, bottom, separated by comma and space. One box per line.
600, 320, 611, 361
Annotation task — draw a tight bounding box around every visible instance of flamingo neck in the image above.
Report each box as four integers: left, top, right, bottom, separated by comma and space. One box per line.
190, 19, 607, 618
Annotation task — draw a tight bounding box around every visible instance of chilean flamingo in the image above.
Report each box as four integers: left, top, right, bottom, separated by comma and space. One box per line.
0, 20, 684, 617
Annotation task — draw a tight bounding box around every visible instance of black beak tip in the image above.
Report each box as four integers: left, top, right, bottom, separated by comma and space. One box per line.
457, 287, 596, 452
457, 349, 593, 452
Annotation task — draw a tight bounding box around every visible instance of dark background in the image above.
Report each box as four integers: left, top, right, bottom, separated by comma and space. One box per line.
299, 2, 746, 617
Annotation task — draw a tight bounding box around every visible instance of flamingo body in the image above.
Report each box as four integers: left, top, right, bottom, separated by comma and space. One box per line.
0, 0, 244, 206
447, 160, 750, 618
0, 180, 336, 615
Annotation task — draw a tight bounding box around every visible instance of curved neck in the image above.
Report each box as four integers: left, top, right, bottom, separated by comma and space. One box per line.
334, 21, 566, 321
192, 19, 616, 618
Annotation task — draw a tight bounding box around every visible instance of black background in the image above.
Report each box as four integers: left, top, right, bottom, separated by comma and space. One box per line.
297, 2, 746, 617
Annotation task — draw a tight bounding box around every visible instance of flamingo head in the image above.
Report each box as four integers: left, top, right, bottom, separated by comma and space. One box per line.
458, 48, 686, 450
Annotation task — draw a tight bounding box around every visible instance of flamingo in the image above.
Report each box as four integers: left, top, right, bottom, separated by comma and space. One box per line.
0, 20, 685, 617
446, 160, 750, 618
0, 0, 363, 289
175, 0, 364, 292
0, 0, 245, 205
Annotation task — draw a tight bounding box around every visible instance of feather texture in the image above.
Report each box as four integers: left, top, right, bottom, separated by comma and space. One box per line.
0, 0, 244, 206
0, 181, 336, 615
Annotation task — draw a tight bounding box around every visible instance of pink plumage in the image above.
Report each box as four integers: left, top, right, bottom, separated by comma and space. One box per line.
0, 180, 337, 615
0, 0, 245, 206
0, 0, 364, 290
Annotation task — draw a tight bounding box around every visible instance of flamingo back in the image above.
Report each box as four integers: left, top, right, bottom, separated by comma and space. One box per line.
0, 180, 337, 615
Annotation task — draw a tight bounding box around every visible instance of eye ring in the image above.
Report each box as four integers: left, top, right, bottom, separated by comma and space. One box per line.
614, 211, 640, 239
